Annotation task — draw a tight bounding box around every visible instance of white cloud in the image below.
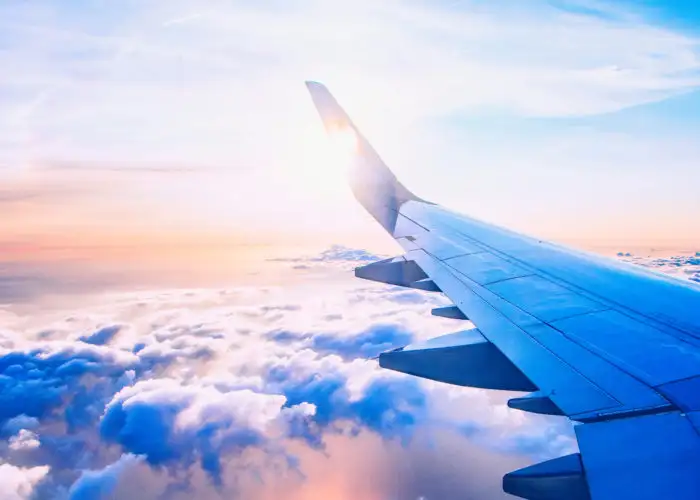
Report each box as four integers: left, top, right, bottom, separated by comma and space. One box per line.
267, 244, 384, 271
8, 430, 40, 452
69, 454, 144, 500
0, 462, 49, 500
0, 245, 572, 497
1, 0, 699, 169
619, 252, 700, 283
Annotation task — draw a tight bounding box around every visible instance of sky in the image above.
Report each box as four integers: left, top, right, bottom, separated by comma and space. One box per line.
2, 0, 700, 286
2, 0, 700, 499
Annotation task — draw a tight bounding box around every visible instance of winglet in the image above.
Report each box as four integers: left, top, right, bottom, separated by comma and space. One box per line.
304, 81, 354, 131
304, 81, 426, 234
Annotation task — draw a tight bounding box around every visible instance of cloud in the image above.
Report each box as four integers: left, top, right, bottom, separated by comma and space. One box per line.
68, 454, 143, 500
619, 252, 700, 283
312, 323, 413, 360
2, 0, 699, 173
1, 1, 698, 264
2, 243, 694, 497
79, 325, 122, 346
271, 362, 427, 441
268, 244, 384, 271
162, 10, 211, 27
9, 430, 40, 452
100, 379, 315, 484
236, 428, 528, 500
310, 245, 383, 263
0, 462, 49, 500
0, 342, 139, 424
268, 322, 413, 361
0, 245, 582, 497
2, 416, 39, 436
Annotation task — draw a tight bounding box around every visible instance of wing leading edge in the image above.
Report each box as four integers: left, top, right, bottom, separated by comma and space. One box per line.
305, 81, 700, 500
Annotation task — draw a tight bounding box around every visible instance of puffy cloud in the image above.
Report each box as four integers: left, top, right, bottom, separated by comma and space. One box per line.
0, 246, 575, 497
268, 245, 384, 271
100, 379, 315, 483
269, 323, 413, 361
78, 325, 122, 346
2, 416, 39, 436
619, 252, 700, 283
309, 245, 383, 263
0, 342, 138, 424
68, 454, 143, 500
273, 363, 427, 440
0, 462, 49, 500
9, 430, 40, 452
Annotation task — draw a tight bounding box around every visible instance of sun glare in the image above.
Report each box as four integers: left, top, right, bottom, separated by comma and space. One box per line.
281, 121, 362, 208
325, 125, 359, 163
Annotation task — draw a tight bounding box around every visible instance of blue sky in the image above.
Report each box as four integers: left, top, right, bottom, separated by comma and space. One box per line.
627, 0, 700, 26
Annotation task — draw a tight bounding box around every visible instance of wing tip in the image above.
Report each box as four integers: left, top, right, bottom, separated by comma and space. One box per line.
303, 79, 428, 232
304, 80, 327, 91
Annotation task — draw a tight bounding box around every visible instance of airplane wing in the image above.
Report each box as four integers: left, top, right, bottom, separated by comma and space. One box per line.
305, 81, 700, 500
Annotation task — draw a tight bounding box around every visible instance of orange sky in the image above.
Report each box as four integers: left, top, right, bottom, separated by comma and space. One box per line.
1, 160, 697, 297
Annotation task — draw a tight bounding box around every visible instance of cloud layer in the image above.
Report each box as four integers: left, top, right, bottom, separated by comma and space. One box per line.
0, 245, 697, 498
620, 252, 700, 283
0, 246, 583, 499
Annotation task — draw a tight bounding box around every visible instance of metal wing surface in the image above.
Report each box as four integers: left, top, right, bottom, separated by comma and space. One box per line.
305, 81, 700, 500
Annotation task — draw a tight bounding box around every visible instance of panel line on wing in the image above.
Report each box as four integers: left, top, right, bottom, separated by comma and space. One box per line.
441, 251, 488, 261
400, 200, 700, 345
409, 250, 625, 414
415, 249, 672, 415
394, 211, 430, 233
536, 307, 613, 325
574, 403, 676, 424
436, 221, 700, 349
440, 257, 669, 411
482, 273, 538, 286
548, 310, 700, 388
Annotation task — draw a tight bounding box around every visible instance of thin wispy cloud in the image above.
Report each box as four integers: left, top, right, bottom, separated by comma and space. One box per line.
3, 0, 700, 162
162, 10, 212, 27
0, 0, 698, 248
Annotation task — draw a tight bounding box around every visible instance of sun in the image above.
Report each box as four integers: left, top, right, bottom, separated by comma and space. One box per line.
324, 124, 359, 163
291, 121, 361, 196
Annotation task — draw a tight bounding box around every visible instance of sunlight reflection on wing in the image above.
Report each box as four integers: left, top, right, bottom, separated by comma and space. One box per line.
325, 124, 359, 168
